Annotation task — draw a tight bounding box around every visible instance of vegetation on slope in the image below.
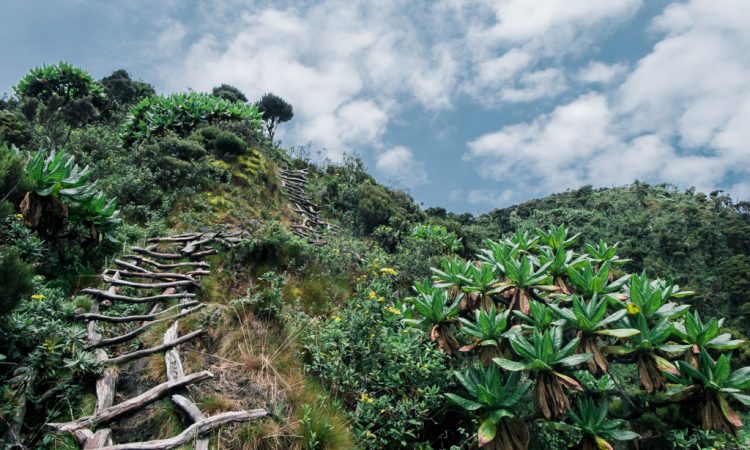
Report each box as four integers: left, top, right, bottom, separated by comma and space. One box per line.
1, 62, 750, 450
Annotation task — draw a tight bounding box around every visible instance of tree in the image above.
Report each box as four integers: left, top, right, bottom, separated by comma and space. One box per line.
14, 62, 106, 145
257, 93, 293, 142
99, 69, 155, 117
212, 84, 248, 103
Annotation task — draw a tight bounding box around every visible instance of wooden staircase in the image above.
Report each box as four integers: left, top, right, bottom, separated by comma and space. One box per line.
47, 231, 267, 449
279, 168, 338, 245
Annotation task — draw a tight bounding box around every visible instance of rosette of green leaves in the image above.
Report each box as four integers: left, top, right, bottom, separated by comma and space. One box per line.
494, 327, 591, 419
490, 255, 556, 316
513, 300, 560, 330
550, 294, 639, 374
535, 224, 580, 251
555, 396, 638, 450
673, 312, 743, 367
446, 365, 531, 449
25, 149, 91, 197
620, 274, 693, 321
667, 348, 750, 433
566, 261, 629, 298
409, 285, 461, 354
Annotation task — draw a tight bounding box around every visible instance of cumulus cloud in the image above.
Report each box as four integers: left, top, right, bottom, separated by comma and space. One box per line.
376, 146, 428, 188
578, 62, 627, 84
148, 0, 646, 162
465, 0, 750, 205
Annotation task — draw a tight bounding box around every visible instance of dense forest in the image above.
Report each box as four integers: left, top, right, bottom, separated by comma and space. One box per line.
1, 62, 750, 450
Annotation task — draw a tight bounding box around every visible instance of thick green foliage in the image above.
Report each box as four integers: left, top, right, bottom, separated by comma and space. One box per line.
0, 111, 32, 148
121, 92, 262, 147
469, 183, 750, 326
98, 69, 155, 119
303, 274, 457, 449
14, 62, 104, 103
212, 84, 248, 103
257, 92, 293, 141
0, 248, 34, 314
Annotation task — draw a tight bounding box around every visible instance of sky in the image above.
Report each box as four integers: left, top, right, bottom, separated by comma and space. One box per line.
1, 0, 749, 214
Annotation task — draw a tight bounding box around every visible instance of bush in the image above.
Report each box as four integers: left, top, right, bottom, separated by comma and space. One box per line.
0, 248, 34, 314
190, 126, 248, 160
356, 182, 396, 234
212, 84, 248, 103
121, 92, 262, 147
302, 274, 457, 449
0, 111, 32, 148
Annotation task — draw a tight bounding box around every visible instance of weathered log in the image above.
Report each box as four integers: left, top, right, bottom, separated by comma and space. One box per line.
181, 233, 217, 255
188, 249, 217, 259
123, 255, 210, 270
76, 301, 200, 323
96, 410, 268, 450
104, 330, 204, 365
113, 259, 151, 273
165, 321, 209, 450
48, 371, 213, 432
171, 395, 205, 422
104, 271, 197, 282
82, 289, 195, 303
147, 234, 203, 243
131, 247, 184, 260
101, 275, 195, 290
86, 305, 205, 349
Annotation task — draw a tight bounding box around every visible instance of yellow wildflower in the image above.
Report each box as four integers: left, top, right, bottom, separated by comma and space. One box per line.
31, 294, 45, 301
360, 392, 375, 404
333, 316, 342, 322
15, 213, 24, 220
378, 296, 385, 302
626, 303, 640, 316
42, 339, 55, 352
379, 267, 398, 276
368, 291, 377, 300
364, 430, 376, 438
386, 306, 401, 315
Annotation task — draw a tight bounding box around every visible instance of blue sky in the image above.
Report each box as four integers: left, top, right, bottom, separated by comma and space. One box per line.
2, 0, 749, 213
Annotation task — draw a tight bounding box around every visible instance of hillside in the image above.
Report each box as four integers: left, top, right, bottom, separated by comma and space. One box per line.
2, 63, 750, 450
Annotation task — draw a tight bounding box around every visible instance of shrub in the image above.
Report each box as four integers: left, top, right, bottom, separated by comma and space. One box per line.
302, 274, 457, 449
0, 248, 34, 314
0, 111, 32, 148
212, 84, 248, 103
121, 92, 262, 147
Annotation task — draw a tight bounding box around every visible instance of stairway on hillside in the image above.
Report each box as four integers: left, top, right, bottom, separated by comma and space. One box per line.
47, 230, 266, 449
280, 168, 338, 245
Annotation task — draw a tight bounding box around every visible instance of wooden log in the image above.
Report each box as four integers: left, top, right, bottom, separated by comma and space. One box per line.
147, 234, 203, 243
171, 395, 205, 422
181, 233, 217, 255
104, 271, 197, 282
113, 259, 151, 273
101, 275, 195, 290
82, 289, 195, 303
123, 255, 210, 270
165, 319, 209, 450
48, 371, 213, 432
86, 305, 205, 349
131, 247, 184, 260
188, 249, 217, 259
104, 330, 204, 365
76, 301, 200, 323
96, 410, 268, 450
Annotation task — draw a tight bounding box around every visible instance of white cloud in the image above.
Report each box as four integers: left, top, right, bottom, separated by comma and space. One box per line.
465, 0, 750, 205
578, 61, 627, 84
152, 2, 464, 160
376, 146, 428, 188
148, 0, 647, 162
501, 68, 567, 102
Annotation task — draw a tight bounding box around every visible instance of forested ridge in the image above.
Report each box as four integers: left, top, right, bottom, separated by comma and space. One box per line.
1, 63, 750, 449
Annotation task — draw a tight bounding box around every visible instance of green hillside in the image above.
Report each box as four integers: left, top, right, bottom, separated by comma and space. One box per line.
2, 63, 750, 450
